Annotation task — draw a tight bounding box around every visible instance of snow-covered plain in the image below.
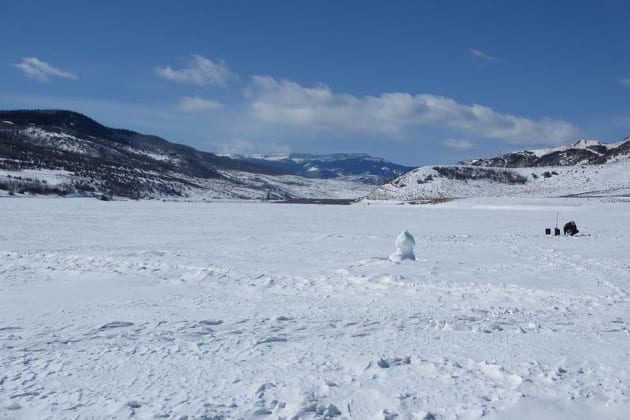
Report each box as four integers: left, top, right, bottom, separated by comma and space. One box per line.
1, 197, 629, 419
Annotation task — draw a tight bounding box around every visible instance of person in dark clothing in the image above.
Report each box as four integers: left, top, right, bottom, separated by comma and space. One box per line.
563, 220, 579, 236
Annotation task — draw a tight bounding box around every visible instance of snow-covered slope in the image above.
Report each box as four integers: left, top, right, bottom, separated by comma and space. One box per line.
461, 137, 630, 167
175, 170, 374, 201
368, 160, 630, 201
0, 164, 374, 201
370, 137, 630, 201
0, 110, 370, 200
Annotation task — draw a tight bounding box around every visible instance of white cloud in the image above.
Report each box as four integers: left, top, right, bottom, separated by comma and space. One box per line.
13, 57, 78, 82
155, 55, 234, 87
469, 48, 497, 62
217, 137, 292, 155
620, 76, 630, 88
179, 96, 223, 112
443, 138, 475, 151
247, 76, 580, 145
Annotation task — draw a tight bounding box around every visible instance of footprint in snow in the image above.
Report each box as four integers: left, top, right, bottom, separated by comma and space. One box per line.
255, 382, 276, 398
376, 356, 411, 369
4, 402, 21, 411
98, 321, 134, 331
199, 319, 223, 326
256, 336, 288, 345
602, 328, 621, 333
383, 409, 400, 420
300, 402, 342, 417
0, 326, 22, 332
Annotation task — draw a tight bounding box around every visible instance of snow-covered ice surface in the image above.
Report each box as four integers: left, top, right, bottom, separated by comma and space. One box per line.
1, 197, 629, 419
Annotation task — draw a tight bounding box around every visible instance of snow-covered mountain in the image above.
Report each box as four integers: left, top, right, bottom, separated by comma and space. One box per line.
460, 138, 630, 167
0, 110, 373, 200
368, 138, 630, 201
225, 153, 413, 184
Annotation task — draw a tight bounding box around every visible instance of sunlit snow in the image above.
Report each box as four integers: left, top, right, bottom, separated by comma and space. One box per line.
1, 197, 629, 419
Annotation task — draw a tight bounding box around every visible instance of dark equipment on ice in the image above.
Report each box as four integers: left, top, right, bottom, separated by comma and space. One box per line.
544, 211, 562, 236
563, 220, 579, 236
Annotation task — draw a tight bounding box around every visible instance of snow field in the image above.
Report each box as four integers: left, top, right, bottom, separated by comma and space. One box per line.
0, 197, 629, 419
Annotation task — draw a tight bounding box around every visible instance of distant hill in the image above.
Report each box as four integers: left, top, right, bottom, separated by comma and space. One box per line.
224, 153, 414, 184
368, 137, 630, 201
460, 138, 630, 167
0, 110, 372, 200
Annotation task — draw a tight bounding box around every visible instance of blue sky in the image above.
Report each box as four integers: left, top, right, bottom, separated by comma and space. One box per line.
2, 1, 629, 166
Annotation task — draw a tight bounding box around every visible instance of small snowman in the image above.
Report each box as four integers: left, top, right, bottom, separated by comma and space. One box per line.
389, 230, 416, 262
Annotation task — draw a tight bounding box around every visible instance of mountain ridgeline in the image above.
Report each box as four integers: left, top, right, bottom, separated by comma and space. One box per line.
4, 109, 628, 201
459, 139, 630, 167
228, 153, 414, 184
0, 110, 287, 178
0, 110, 391, 199
368, 138, 630, 201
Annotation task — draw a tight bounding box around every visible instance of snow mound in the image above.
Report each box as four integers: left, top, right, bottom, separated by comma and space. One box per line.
389, 230, 416, 261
